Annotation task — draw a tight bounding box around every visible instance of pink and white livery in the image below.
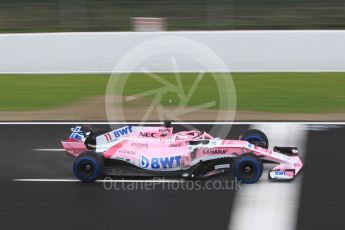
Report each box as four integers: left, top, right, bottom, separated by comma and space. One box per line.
61, 122, 303, 183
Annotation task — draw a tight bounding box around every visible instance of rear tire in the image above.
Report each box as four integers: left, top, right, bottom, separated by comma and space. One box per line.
233, 153, 263, 184
73, 152, 103, 182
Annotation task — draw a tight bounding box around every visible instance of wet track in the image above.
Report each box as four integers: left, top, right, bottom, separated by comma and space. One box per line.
0, 123, 344, 230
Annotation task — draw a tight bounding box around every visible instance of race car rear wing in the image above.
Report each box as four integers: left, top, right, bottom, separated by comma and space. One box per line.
61, 125, 90, 157
61, 140, 87, 157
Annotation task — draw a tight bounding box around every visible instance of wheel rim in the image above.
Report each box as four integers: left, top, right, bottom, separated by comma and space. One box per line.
240, 163, 256, 177
77, 160, 96, 178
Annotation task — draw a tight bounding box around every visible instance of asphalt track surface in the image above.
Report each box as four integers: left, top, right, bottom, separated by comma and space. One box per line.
0, 123, 344, 230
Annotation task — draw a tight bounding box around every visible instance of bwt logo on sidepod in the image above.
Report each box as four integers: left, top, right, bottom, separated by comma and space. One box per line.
114, 126, 133, 138
139, 155, 182, 169
104, 126, 134, 141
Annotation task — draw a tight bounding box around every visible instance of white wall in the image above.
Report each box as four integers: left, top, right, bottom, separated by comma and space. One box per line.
0, 30, 344, 73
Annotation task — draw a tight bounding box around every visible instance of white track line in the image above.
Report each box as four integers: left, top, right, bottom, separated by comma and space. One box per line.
33, 149, 65, 152
0, 121, 345, 125
229, 124, 307, 230
2, 70, 345, 74
12, 178, 184, 183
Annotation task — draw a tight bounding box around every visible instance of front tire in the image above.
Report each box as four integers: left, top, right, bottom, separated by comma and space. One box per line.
240, 129, 269, 149
233, 154, 263, 184
73, 152, 103, 182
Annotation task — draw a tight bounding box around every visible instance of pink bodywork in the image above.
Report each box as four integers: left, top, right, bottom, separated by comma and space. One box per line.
61, 138, 87, 157
61, 126, 303, 178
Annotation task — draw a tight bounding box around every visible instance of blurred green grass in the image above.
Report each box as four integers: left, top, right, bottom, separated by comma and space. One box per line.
0, 73, 345, 113
0, 74, 109, 111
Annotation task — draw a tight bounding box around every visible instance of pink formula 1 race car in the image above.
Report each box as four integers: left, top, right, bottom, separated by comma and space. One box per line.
61, 122, 303, 183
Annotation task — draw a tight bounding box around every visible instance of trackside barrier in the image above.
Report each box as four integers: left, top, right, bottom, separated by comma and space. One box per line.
0, 30, 344, 73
